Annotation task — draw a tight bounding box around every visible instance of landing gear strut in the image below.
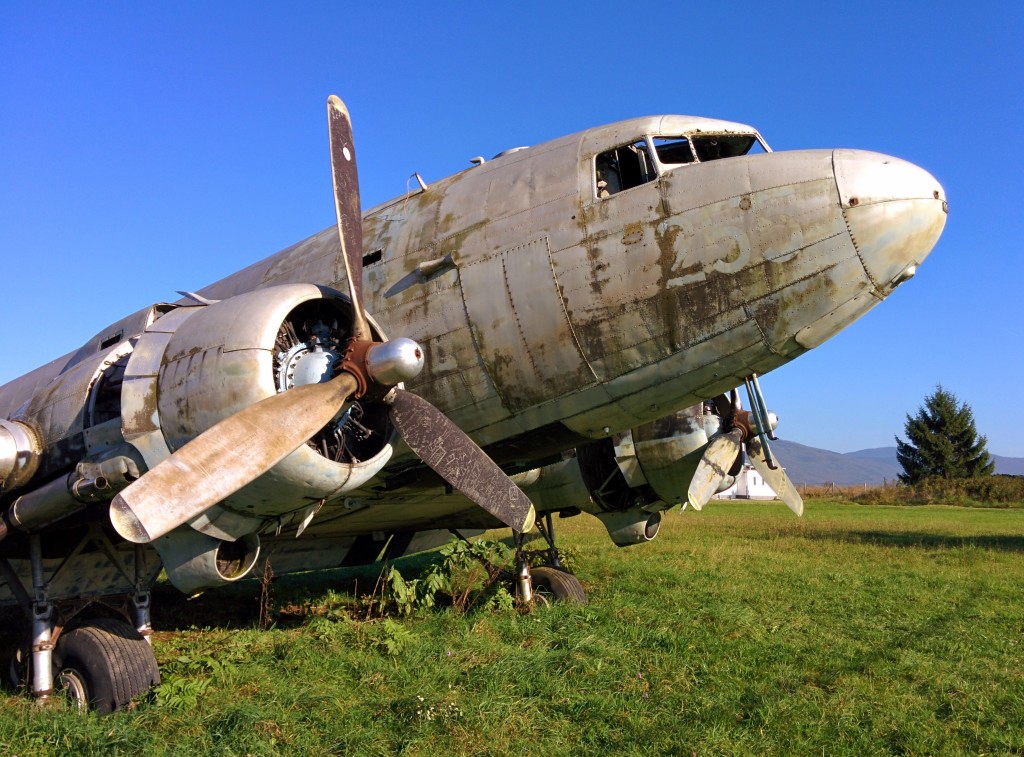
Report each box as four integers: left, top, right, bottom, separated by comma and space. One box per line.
513, 513, 587, 605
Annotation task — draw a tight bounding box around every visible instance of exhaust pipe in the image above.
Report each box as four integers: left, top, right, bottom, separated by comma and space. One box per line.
2, 453, 142, 538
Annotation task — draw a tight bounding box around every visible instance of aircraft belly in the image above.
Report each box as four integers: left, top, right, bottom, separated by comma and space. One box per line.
294, 495, 502, 535
259, 529, 479, 576
563, 319, 768, 437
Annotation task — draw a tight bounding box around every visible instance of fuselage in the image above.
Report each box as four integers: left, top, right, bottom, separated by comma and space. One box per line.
0, 115, 947, 468
178, 115, 946, 464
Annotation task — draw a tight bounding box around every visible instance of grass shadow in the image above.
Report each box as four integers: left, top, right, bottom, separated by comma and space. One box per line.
807, 530, 1024, 553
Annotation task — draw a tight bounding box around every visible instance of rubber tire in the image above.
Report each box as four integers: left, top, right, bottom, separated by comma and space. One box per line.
532, 566, 588, 605
55, 617, 160, 713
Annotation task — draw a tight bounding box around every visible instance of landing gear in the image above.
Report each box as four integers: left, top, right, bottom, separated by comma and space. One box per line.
55, 617, 160, 713
2, 527, 160, 711
531, 566, 587, 604
513, 513, 588, 606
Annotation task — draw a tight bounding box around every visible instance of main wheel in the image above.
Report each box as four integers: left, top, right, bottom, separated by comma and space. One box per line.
54, 617, 160, 713
531, 566, 587, 604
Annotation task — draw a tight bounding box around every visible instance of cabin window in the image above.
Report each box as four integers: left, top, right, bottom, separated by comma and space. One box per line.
595, 140, 656, 198
99, 331, 124, 349
691, 134, 765, 162
653, 136, 696, 165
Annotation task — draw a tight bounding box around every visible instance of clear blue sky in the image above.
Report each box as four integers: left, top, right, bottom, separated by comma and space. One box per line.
2, 2, 1021, 455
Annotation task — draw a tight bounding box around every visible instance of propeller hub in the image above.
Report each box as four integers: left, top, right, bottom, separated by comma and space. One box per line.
731, 410, 753, 440
339, 337, 425, 399
366, 338, 425, 386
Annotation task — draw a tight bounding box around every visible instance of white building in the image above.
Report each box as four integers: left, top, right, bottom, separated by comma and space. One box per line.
713, 462, 778, 500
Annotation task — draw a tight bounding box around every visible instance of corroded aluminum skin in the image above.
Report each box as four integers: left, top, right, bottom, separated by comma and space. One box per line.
191, 117, 945, 463
0, 419, 41, 491
122, 305, 203, 471
630, 405, 716, 505
12, 341, 135, 482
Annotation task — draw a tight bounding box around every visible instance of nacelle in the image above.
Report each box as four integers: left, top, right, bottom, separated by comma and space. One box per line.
575, 404, 728, 512
153, 527, 260, 595
123, 283, 397, 537
514, 402, 732, 547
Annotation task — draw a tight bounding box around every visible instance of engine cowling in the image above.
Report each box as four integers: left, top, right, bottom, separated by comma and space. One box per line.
512, 401, 734, 547
124, 283, 397, 535
576, 403, 728, 512
153, 527, 260, 595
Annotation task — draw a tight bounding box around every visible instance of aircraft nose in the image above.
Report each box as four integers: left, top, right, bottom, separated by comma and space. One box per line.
833, 149, 947, 292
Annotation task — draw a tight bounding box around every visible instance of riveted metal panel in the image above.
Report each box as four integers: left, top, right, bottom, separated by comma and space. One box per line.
460, 237, 595, 413
0, 545, 161, 605
121, 306, 204, 471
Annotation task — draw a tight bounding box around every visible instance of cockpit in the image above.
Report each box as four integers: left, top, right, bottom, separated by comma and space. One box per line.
595, 132, 770, 198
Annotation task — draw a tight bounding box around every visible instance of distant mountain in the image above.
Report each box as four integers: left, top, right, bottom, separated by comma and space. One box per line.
770, 440, 1024, 486
992, 455, 1024, 476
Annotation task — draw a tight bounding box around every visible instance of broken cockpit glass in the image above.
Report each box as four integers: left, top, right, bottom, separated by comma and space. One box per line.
690, 134, 765, 161
655, 134, 766, 164
595, 140, 656, 198
595, 133, 768, 198
652, 136, 696, 165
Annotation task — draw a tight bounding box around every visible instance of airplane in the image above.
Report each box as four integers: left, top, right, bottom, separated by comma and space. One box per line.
0, 96, 947, 711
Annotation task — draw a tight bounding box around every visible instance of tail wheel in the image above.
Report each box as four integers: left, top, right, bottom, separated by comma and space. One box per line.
55, 617, 160, 713
531, 566, 588, 605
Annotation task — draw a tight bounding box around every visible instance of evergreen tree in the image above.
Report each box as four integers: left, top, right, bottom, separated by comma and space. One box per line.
896, 385, 994, 484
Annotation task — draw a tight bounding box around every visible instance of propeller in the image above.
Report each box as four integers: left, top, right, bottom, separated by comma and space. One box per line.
110, 373, 358, 543
686, 388, 803, 516
111, 95, 536, 544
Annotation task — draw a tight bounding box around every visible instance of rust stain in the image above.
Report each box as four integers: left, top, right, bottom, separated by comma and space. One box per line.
622, 222, 643, 245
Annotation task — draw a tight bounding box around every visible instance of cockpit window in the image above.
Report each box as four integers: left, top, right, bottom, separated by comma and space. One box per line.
653, 137, 696, 165
595, 140, 656, 198
691, 134, 764, 161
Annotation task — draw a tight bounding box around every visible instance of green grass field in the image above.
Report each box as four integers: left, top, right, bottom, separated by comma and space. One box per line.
2, 500, 1024, 755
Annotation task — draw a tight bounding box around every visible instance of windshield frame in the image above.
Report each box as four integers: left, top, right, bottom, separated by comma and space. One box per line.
647, 131, 772, 171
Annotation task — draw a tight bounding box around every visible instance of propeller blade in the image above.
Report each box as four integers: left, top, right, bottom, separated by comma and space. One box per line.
110, 373, 359, 543
746, 436, 804, 516
687, 428, 743, 511
327, 94, 371, 342
387, 389, 536, 533
710, 392, 733, 418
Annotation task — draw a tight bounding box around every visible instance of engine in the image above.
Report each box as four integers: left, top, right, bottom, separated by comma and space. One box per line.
1, 283, 399, 593
139, 284, 396, 530
514, 402, 733, 546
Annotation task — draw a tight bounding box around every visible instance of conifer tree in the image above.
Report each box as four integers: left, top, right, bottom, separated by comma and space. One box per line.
896, 385, 994, 484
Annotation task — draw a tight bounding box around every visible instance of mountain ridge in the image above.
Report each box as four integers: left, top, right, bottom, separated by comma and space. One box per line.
770, 440, 1024, 486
